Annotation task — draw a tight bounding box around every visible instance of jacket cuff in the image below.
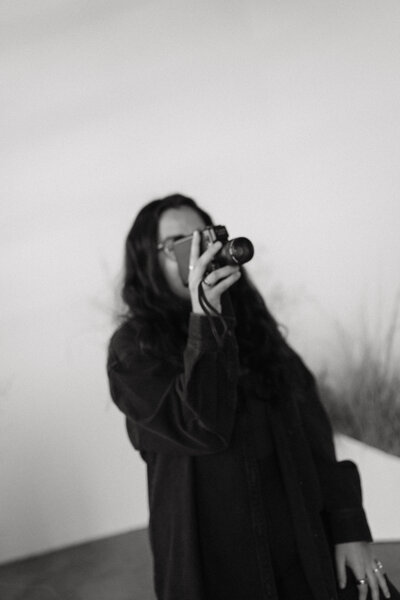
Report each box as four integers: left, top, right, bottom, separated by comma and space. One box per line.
328, 507, 373, 544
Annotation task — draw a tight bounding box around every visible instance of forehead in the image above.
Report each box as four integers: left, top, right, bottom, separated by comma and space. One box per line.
158, 206, 206, 240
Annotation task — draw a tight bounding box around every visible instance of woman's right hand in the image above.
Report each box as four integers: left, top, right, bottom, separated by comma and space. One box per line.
188, 230, 241, 316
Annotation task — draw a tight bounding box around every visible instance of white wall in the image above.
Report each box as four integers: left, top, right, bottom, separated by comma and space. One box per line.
1, 0, 400, 563
336, 435, 400, 541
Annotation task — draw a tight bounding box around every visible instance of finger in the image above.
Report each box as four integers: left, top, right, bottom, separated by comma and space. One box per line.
374, 560, 385, 575
210, 270, 241, 294
357, 580, 369, 600
335, 552, 347, 590
203, 265, 240, 286
189, 230, 201, 268
196, 240, 223, 273
375, 571, 391, 599
351, 565, 368, 600
367, 568, 380, 600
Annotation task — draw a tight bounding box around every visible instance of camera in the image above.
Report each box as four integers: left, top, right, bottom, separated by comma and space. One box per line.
173, 225, 254, 286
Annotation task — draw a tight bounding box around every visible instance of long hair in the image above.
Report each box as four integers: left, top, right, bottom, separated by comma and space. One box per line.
118, 193, 300, 402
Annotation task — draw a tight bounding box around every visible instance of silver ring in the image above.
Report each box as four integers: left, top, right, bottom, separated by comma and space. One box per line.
203, 277, 213, 287
188, 264, 194, 271
356, 578, 368, 586
375, 560, 384, 570
373, 568, 380, 573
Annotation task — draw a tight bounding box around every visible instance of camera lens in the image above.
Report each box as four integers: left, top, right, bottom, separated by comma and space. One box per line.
218, 237, 254, 266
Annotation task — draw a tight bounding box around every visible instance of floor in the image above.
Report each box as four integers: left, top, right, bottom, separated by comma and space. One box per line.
0, 529, 399, 600
0, 529, 155, 600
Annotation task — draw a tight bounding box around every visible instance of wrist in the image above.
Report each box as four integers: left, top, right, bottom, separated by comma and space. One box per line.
191, 297, 221, 315
191, 305, 206, 316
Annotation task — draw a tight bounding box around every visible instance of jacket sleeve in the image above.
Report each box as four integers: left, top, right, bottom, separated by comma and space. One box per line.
295, 357, 373, 545
106, 313, 239, 456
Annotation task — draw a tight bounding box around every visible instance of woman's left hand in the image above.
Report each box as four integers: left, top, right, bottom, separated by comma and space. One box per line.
335, 541, 391, 599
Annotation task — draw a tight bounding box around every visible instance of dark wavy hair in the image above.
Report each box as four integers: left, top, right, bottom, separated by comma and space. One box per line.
118, 193, 300, 401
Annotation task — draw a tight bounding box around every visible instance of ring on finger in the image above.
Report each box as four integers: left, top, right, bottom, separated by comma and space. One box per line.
356, 578, 368, 586
203, 276, 213, 287
189, 264, 194, 271
375, 560, 384, 570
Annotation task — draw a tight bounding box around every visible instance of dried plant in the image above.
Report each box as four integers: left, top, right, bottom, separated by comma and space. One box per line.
317, 293, 400, 457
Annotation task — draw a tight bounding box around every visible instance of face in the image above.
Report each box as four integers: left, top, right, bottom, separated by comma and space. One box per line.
157, 206, 206, 299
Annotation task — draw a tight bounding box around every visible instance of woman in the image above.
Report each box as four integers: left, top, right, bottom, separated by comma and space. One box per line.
106, 194, 393, 600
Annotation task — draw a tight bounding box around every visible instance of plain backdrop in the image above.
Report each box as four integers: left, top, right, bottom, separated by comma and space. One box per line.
1, 0, 400, 563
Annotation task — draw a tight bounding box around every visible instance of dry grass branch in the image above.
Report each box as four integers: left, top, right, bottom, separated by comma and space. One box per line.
317, 295, 400, 457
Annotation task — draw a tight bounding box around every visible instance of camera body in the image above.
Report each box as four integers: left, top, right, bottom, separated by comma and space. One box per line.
173, 225, 254, 286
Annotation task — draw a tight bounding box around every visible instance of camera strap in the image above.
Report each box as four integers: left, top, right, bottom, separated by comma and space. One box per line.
197, 282, 230, 347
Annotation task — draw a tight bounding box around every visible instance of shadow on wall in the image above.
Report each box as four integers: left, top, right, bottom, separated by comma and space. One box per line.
317, 296, 400, 458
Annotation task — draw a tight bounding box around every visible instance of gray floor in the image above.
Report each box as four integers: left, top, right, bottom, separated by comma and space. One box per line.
0, 529, 399, 600
0, 529, 155, 600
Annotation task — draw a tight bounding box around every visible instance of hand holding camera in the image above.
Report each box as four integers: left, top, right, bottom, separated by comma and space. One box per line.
172, 225, 253, 316
188, 231, 242, 315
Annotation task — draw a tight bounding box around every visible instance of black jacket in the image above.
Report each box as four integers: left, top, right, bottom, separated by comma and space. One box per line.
107, 313, 372, 600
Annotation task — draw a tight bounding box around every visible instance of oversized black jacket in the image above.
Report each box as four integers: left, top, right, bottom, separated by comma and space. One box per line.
107, 313, 372, 600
